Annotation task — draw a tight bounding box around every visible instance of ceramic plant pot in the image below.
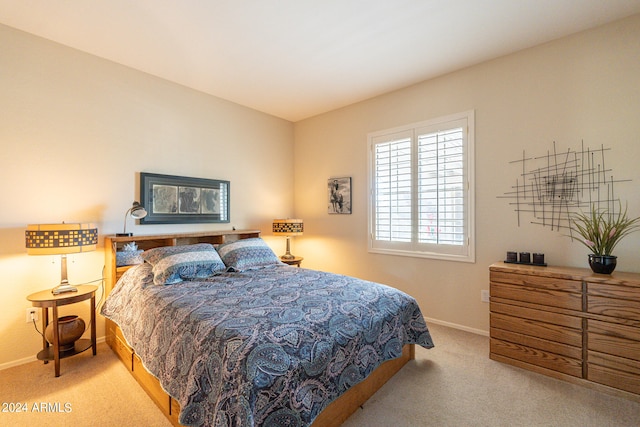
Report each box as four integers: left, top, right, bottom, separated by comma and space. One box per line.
45, 315, 85, 352
588, 254, 617, 275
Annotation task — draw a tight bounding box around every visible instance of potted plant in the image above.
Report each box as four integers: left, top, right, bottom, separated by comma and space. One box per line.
569, 202, 640, 274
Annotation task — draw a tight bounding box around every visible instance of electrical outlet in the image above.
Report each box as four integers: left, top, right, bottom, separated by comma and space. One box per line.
26, 308, 38, 323
480, 290, 490, 303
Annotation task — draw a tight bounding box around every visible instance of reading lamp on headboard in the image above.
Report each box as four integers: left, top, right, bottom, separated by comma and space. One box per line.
25, 223, 98, 295
117, 201, 147, 237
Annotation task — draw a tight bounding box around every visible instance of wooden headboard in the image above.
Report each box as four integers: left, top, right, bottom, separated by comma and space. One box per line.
104, 229, 261, 296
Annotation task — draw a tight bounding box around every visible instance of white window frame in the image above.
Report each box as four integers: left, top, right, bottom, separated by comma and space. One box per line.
367, 110, 475, 263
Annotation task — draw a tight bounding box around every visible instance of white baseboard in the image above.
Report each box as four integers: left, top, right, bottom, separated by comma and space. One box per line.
424, 316, 489, 337
0, 336, 106, 371
0, 354, 37, 370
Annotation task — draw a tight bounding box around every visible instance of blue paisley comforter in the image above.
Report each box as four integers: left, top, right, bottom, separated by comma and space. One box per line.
101, 264, 434, 427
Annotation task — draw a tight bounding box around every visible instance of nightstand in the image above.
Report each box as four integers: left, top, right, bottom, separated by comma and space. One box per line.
27, 285, 97, 377
281, 256, 303, 267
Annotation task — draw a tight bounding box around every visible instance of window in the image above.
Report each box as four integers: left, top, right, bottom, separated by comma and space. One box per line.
368, 110, 475, 262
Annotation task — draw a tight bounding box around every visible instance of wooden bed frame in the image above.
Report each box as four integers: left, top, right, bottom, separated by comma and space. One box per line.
104, 230, 415, 427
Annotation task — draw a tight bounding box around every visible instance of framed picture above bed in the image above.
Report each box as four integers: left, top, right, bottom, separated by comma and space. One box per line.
140, 172, 230, 224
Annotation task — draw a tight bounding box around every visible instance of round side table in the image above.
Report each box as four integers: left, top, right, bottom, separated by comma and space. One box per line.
27, 285, 97, 377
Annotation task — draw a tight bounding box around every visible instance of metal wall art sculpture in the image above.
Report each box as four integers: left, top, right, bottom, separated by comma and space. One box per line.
499, 141, 630, 232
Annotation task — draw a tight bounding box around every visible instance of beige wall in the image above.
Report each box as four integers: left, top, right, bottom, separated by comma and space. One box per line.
293, 15, 640, 334
2, 14, 639, 368
0, 24, 294, 367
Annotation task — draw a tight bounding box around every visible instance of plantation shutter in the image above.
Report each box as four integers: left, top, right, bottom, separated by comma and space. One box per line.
368, 111, 474, 262
372, 132, 413, 243
417, 124, 465, 246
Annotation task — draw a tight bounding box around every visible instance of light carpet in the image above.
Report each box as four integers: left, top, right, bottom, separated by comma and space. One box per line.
344, 323, 640, 426
1, 323, 639, 426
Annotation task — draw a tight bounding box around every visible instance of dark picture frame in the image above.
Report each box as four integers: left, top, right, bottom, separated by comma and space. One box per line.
140, 172, 230, 224
328, 177, 352, 214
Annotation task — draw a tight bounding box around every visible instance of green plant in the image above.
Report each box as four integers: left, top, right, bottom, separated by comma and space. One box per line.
569, 202, 640, 256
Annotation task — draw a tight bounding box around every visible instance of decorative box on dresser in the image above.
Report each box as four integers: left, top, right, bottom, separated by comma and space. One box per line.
489, 262, 640, 401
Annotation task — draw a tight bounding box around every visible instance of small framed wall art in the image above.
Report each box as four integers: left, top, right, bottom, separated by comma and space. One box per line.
328, 177, 352, 214
140, 172, 230, 224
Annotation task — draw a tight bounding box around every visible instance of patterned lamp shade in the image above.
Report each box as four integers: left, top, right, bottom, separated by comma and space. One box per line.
26, 223, 98, 255
272, 219, 304, 236
25, 223, 98, 294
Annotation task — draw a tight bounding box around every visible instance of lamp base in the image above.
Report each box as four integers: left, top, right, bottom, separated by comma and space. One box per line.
52, 284, 78, 295
280, 236, 296, 260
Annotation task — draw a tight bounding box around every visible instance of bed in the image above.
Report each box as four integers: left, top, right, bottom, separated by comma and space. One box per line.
102, 230, 433, 426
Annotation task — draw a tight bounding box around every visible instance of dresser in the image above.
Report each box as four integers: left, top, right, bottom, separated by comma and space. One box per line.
489, 262, 640, 400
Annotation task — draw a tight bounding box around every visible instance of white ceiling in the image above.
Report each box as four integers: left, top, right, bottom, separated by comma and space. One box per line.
2, 1, 640, 122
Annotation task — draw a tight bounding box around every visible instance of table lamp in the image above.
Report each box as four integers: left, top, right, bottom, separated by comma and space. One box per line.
272, 218, 303, 260
25, 223, 98, 295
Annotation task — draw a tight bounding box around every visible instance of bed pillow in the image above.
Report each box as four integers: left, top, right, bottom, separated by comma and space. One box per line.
141, 243, 226, 285
216, 238, 282, 271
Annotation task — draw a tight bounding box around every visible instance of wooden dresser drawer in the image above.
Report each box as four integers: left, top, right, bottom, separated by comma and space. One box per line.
490, 338, 582, 377
491, 301, 582, 329
589, 351, 640, 376
588, 319, 640, 359
588, 363, 640, 395
491, 312, 582, 347
588, 296, 640, 322
491, 270, 582, 292
490, 281, 582, 311
588, 282, 640, 302
491, 326, 582, 360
